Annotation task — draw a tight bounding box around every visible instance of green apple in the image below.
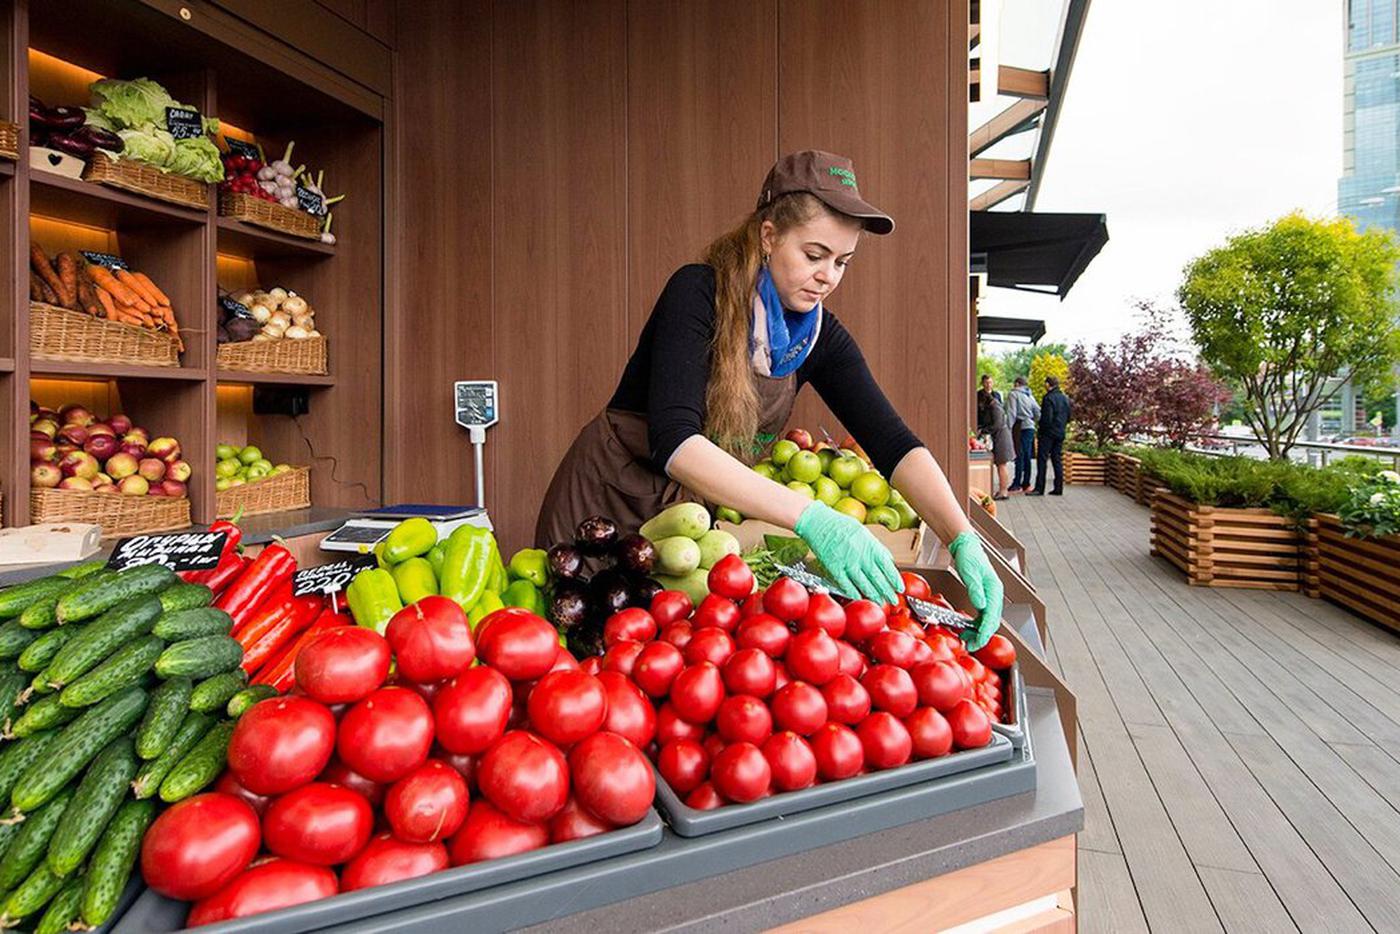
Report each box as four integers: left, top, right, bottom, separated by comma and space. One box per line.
817, 448, 838, 474
716, 506, 744, 524
851, 471, 891, 508
786, 480, 816, 499
887, 488, 906, 507
216, 458, 241, 479
228, 477, 245, 487
753, 462, 778, 481
867, 505, 901, 532
216, 444, 237, 461
215, 477, 232, 491
893, 501, 920, 530
788, 450, 822, 484
828, 456, 864, 489
771, 439, 800, 467
814, 476, 842, 506
251, 458, 274, 473
272, 464, 292, 475
834, 497, 868, 522
246, 465, 271, 481
237, 445, 263, 465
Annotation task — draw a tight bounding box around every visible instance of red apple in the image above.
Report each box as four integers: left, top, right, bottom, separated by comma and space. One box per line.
161, 479, 188, 498
31, 464, 61, 488
57, 424, 90, 447
60, 451, 99, 481
86, 423, 116, 438
118, 476, 149, 496
58, 476, 94, 492
93, 483, 119, 494
106, 453, 139, 480
785, 429, 814, 450
94, 473, 113, 486
119, 441, 147, 458
84, 434, 119, 462
138, 458, 167, 482
147, 437, 181, 463
30, 439, 56, 464
54, 444, 78, 459
59, 405, 94, 426
166, 460, 192, 483
32, 419, 58, 440
37, 407, 57, 421
107, 413, 132, 435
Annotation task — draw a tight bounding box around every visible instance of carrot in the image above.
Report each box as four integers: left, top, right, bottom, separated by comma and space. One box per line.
94, 286, 118, 320
56, 253, 79, 310
116, 268, 160, 307
30, 245, 69, 307
37, 279, 58, 306
131, 271, 170, 307
29, 272, 41, 302
76, 277, 101, 317
86, 265, 140, 307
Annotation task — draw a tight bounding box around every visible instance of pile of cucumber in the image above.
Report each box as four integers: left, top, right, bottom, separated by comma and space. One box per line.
0, 562, 272, 931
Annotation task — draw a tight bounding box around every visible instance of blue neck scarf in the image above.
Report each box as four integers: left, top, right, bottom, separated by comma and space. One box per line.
756, 266, 820, 377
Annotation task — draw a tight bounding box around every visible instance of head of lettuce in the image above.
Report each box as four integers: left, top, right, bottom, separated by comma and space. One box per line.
88, 77, 224, 183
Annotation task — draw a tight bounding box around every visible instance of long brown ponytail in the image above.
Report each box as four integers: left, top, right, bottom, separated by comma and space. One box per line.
701, 193, 828, 461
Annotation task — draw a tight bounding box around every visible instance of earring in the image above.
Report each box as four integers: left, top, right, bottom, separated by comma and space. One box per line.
761, 253, 770, 266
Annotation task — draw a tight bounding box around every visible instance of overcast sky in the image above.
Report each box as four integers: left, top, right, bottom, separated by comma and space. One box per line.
980, 0, 1344, 349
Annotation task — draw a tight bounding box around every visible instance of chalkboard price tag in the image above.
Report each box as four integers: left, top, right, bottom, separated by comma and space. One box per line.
219, 295, 254, 320
224, 137, 261, 160
295, 183, 325, 216
906, 596, 971, 631
108, 531, 228, 573
166, 106, 205, 141
79, 251, 128, 271
292, 553, 379, 597
775, 562, 854, 600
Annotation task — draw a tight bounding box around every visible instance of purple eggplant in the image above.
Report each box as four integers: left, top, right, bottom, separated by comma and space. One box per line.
547, 543, 585, 580
44, 106, 86, 130
614, 533, 657, 574
72, 125, 122, 152
46, 133, 95, 159
575, 516, 619, 557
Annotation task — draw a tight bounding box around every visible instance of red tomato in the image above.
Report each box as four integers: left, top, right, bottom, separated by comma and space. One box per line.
710, 742, 771, 803
946, 699, 993, 750
835, 640, 866, 679
341, 833, 448, 892
973, 634, 1017, 670
670, 663, 725, 725
811, 723, 864, 781
707, 554, 756, 601
477, 730, 569, 823
601, 639, 645, 676
632, 641, 685, 698
786, 629, 839, 686
857, 712, 913, 770
908, 640, 935, 667
684, 627, 736, 667
569, 731, 655, 826
228, 697, 337, 796
905, 708, 953, 759
657, 739, 710, 796
900, 572, 933, 602
660, 622, 694, 650
735, 614, 791, 658
293, 628, 391, 705
650, 590, 694, 626
769, 682, 828, 736
843, 600, 886, 643
911, 661, 969, 713
702, 733, 726, 761
763, 578, 810, 621
385, 595, 476, 684
685, 782, 724, 810
215, 772, 272, 816
385, 760, 470, 843
597, 671, 656, 748
527, 670, 608, 746
548, 647, 580, 673
580, 656, 604, 675
869, 630, 919, 669
141, 793, 260, 900
319, 758, 385, 807
393, 675, 443, 707
861, 665, 918, 718
771, 660, 792, 693
476, 609, 559, 681
550, 795, 615, 842
799, 594, 846, 638
655, 701, 705, 745
821, 674, 872, 726
448, 801, 549, 866
740, 592, 767, 619
722, 648, 777, 697
888, 617, 923, 640
692, 595, 742, 633
338, 687, 435, 783
924, 638, 956, 664
716, 695, 773, 745
604, 608, 658, 646
186, 859, 337, 927
958, 655, 987, 683
434, 667, 513, 755
433, 748, 477, 788
762, 732, 817, 792
263, 782, 373, 865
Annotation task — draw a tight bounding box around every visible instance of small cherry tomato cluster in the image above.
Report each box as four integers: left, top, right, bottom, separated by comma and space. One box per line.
581, 556, 1016, 810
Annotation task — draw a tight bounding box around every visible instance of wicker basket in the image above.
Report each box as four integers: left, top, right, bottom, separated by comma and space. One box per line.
0, 122, 17, 160
31, 302, 180, 367
216, 466, 311, 519
218, 191, 322, 239
31, 488, 191, 539
82, 151, 208, 210
217, 336, 327, 375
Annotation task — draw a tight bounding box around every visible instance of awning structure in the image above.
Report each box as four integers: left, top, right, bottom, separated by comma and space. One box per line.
976, 315, 1046, 344
970, 210, 1108, 298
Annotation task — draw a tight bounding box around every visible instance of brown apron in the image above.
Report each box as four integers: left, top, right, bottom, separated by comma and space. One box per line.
535, 374, 798, 548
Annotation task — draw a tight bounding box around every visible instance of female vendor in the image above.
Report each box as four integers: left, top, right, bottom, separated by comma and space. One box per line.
536, 151, 1003, 648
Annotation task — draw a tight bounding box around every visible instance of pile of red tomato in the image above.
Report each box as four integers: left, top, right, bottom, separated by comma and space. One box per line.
584, 558, 1017, 809
139, 596, 654, 926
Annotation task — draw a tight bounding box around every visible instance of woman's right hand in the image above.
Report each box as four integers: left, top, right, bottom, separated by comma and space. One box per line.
794, 501, 903, 605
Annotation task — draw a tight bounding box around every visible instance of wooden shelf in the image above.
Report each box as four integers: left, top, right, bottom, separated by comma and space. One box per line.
216, 216, 335, 260
216, 369, 335, 387
29, 361, 208, 381
30, 169, 208, 229
0, 357, 14, 373
0, 160, 15, 177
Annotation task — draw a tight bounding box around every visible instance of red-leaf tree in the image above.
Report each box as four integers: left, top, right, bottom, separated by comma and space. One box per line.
1066, 304, 1171, 448
1149, 359, 1229, 448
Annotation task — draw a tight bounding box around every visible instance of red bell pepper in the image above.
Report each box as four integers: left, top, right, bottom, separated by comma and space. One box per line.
179, 519, 244, 584
232, 581, 297, 648
241, 595, 324, 675
252, 606, 349, 688
215, 543, 297, 630
200, 552, 249, 598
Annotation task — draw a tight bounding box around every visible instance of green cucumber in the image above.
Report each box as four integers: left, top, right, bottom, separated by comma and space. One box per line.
18, 572, 113, 631
27, 670, 54, 699
0, 733, 57, 804
159, 582, 214, 613
0, 621, 39, 661
18, 627, 78, 673
11, 687, 148, 814
0, 672, 27, 734
0, 578, 73, 620
57, 561, 105, 581
2, 861, 65, 922
0, 786, 73, 891
0, 814, 22, 865
227, 684, 278, 718
46, 596, 161, 688
135, 677, 192, 760
9, 695, 79, 739
155, 636, 243, 679
34, 873, 84, 934
47, 738, 139, 877
80, 799, 153, 927
55, 565, 175, 625
190, 670, 248, 713
152, 606, 233, 641
159, 720, 236, 803
59, 636, 164, 708
132, 712, 212, 799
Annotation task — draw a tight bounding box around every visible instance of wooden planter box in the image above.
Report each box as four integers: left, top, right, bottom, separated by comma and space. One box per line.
1064, 452, 1107, 486
1135, 470, 1166, 507
1150, 491, 1303, 590
1308, 514, 1400, 633
1107, 453, 1140, 498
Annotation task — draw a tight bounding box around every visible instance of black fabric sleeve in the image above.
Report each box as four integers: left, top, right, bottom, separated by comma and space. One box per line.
800, 312, 924, 478
643, 266, 717, 472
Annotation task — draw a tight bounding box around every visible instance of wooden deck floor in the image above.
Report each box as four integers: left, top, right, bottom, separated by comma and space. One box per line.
998, 487, 1400, 934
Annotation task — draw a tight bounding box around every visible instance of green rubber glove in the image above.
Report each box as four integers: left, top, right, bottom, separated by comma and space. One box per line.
794, 501, 903, 605
948, 530, 1003, 651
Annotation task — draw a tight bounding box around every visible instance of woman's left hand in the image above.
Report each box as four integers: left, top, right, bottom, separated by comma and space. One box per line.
947, 531, 1004, 650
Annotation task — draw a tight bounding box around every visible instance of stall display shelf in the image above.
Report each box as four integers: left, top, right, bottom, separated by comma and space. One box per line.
216, 368, 335, 386
0, 356, 13, 372
30, 168, 209, 227
216, 215, 336, 259
0, 159, 14, 176
28, 361, 208, 381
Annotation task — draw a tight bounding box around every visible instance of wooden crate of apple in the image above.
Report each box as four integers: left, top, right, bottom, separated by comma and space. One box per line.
29, 401, 191, 497
215, 443, 296, 491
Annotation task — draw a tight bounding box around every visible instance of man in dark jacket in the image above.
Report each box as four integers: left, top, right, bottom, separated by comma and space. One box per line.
1029, 375, 1072, 496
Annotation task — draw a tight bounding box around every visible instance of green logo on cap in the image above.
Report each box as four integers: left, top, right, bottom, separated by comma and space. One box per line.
828, 166, 857, 188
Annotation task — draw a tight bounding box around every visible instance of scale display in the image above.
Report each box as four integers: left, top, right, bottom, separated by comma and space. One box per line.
454, 381, 499, 430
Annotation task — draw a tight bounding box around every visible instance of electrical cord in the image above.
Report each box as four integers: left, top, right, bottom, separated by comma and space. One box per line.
292, 414, 376, 505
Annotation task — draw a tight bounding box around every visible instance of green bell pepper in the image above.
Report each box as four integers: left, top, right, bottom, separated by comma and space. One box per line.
440, 525, 493, 611
384, 518, 437, 565
346, 568, 404, 634
502, 579, 546, 617
392, 557, 439, 605
487, 538, 509, 594
427, 542, 447, 579
466, 590, 505, 631
507, 549, 550, 588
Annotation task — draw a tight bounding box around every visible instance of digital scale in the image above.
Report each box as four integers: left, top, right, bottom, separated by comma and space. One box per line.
320, 381, 501, 553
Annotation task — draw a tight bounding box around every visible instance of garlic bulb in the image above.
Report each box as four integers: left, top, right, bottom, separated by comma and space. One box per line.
269, 311, 292, 329
282, 296, 308, 317
252, 333, 272, 342
268, 287, 289, 305
249, 304, 272, 324
285, 325, 311, 340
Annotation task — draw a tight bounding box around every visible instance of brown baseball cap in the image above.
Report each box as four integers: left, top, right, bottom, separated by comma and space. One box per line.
757, 150, 894, 235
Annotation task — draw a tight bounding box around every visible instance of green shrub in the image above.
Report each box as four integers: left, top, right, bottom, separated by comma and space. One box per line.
1135, 449, 1385, 521
1339, 469, 1400, 538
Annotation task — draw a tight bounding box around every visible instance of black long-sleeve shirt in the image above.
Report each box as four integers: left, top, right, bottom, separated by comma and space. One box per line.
609, 264, 923, 477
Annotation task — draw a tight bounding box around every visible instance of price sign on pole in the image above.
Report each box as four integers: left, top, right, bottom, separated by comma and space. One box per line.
292, 553, 379, 597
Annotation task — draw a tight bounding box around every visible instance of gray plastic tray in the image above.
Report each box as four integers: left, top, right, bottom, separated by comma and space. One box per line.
655, 731, 1015, 836
111, 808, 663, 934
993, 661, 1029, 751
